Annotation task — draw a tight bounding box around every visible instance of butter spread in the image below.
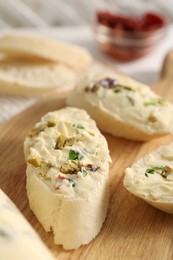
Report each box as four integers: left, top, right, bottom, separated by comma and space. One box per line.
0, 189, 54, 260
124, 142, 173, 202
77, 73, 173, 134
24, 107, 111, 249
24, 107, 110, 199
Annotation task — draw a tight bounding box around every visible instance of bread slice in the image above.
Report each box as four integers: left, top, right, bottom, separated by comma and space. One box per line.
124, 142, 173, 214
0, 33, 92, 71
24, 107, 111, 250
0, 57, 77, 96
0, 189, 54, 260
67, 72, 173, 141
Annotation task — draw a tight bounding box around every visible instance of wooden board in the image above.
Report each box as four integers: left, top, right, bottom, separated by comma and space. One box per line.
1, 52, 173, 260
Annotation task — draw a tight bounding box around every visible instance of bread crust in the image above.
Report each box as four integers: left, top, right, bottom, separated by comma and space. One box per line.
0, 34, 92, 71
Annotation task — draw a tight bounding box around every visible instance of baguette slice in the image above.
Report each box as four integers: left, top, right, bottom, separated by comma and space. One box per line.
0, 189, 54, 260
124, 142, 173, 213
0, 58, 76, 96
24, 107, 111, 250
0, 34, 92, 71
67, 72, 173, 141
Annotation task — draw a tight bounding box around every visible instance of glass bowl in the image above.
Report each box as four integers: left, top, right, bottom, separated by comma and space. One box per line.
93, 11, 168, 62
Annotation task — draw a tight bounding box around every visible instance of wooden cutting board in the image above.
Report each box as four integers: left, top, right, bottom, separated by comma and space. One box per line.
1, 52, 173, 260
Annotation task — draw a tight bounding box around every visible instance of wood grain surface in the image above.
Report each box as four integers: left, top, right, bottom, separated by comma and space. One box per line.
1, 53, 173, 260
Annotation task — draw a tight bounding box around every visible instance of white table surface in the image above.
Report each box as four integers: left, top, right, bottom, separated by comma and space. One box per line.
1, 25, 173, 125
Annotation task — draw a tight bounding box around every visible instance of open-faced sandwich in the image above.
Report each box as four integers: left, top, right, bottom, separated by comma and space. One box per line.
24, 107, 111, 249
124, 142, 173, 213
67, 73, 173, 141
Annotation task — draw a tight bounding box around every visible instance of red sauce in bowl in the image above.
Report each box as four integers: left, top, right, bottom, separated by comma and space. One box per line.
94, 11, 167, 61
97, 11, 166, 32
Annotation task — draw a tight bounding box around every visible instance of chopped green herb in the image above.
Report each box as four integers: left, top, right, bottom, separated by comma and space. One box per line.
76, 124, 84, 129
82, 169, 88, 177
113, 84, 133, 94
154, 166, 164, 171
145, 166, 173, 178
145, 168, 155, 176
73, 123, 85, 129
144, 101, 157, 106
68, 149, 83, 161
146, 168, 155, 174
144, 98, 165, 107
113, 86, 122, 93
68, 178, 76, 187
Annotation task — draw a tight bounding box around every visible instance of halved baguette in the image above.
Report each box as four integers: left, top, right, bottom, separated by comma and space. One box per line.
124, 142, 173, 214
0, 57, 76, 96
0, 189, 54, 260
24, 107, 111, 250
67, 72, 173, 141
0, 33, 92, 71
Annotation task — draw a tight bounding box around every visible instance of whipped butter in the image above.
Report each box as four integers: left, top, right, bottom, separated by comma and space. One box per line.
124, 142, 173, 213
0, 189, 54, 260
